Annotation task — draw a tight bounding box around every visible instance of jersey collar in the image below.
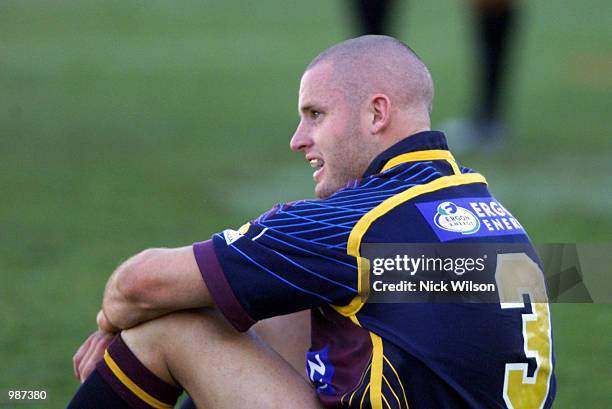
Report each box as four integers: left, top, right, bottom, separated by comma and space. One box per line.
362, 130, 457, 177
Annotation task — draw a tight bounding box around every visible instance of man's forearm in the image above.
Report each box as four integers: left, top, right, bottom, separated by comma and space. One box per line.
102, 249, 171, 329
102, 246, 212, 329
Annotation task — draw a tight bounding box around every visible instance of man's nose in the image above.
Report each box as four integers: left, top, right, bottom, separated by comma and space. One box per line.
290, 122, 312, 152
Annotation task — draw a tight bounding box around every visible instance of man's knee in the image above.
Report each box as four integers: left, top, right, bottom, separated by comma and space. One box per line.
124, 308, 227, 342
125, 309, 230, 353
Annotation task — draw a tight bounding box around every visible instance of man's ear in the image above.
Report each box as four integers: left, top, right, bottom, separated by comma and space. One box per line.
369, 94, 391, 134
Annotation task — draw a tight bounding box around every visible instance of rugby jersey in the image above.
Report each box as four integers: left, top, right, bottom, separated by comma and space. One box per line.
193, 131, 556, 408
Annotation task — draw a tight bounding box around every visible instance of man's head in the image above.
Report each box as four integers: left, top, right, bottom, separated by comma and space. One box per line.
290, 35, 434, 199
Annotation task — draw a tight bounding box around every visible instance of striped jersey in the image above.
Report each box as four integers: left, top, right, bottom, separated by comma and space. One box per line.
193, 131, 556, 408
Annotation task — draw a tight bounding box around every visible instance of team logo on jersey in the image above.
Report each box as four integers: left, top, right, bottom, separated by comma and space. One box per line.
416, 197, 525, 242
222, 223, 250, 245
434, 202, 480, 235
306, 345, 336, 395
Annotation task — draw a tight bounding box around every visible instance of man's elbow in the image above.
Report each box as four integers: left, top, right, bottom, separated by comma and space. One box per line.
103, 248, 162, 328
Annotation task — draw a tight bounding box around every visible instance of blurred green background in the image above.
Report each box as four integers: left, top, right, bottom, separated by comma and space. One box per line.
1, 1, 611, 407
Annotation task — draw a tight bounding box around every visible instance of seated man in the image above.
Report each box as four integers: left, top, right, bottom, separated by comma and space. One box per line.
69, 35, 556, 408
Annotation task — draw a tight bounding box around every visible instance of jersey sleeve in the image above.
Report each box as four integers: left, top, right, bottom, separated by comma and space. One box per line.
192, 201, 361, 331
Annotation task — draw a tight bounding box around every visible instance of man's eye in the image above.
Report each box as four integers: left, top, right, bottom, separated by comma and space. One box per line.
311, 110, 321, 119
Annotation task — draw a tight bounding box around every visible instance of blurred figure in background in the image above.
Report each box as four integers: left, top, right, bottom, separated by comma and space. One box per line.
349, 0, 519, 151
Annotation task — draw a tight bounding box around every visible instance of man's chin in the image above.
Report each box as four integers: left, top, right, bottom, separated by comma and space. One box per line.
314, 181, 342, 199
314, 186, 327, 199
314, 182, 330, 199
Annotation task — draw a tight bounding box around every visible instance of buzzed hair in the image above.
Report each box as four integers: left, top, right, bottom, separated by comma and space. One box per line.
306, 35, 434, 114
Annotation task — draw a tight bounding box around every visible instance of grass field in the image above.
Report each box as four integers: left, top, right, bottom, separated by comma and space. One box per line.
1, 1, 611, 407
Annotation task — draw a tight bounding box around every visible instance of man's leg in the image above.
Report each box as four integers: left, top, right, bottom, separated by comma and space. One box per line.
124, 309, 319, 409
472, 0, 518, 126
350, 0, 396, 36
251, 309, 311, 377
70, 309, 321, 409
443, 0, 519, 152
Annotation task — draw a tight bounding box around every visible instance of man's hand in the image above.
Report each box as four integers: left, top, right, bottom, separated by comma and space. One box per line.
73, 310, 119, 383
73, 330, 115, 383
96, 309, 120, 333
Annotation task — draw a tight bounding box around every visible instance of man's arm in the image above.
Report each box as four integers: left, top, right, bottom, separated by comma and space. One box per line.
102, 246, 212, 329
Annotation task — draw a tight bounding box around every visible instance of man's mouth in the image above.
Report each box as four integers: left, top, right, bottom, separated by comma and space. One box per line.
309, 158, 324, 169
309, 158, 324, 182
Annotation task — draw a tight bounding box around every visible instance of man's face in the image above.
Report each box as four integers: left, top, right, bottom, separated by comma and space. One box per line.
290, 63, 373, 199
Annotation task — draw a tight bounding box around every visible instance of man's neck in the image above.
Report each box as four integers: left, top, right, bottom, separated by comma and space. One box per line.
378, 125, 431, 154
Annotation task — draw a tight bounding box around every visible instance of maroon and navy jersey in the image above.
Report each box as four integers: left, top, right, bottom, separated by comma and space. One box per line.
193, 131, 556, 409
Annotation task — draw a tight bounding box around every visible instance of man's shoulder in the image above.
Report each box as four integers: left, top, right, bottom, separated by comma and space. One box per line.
253, 163, 529, 248
354, 169, 532, 244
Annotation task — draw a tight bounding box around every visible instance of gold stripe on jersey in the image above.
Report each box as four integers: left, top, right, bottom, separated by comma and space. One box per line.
360, 383, 371, 409
369, 333, 384, 409
346, 361, 373, 406
384, 355, 409, 408
382, 393, 392, 409
383, 374, 402, 409
333, 172, 487, 317
380, 149, 460, 175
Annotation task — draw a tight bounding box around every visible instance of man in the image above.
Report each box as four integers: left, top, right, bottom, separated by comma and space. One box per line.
69, 35, 555, 408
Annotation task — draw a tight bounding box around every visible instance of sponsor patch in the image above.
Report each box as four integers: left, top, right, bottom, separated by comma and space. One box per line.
306, 345, 336, 396
222, 229, 243, 245
222, 223, 251, 245
416, 197, 524, 241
